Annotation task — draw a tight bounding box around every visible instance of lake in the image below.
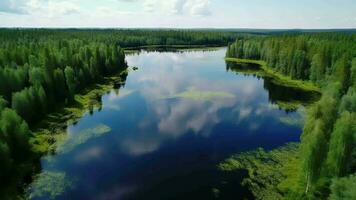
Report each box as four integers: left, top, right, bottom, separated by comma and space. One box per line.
29, 48, 316, 200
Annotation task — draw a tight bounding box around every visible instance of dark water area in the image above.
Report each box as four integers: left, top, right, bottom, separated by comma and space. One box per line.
29, 48, 315, 200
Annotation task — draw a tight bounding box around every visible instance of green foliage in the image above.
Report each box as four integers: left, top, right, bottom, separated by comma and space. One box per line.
12, 85, 47, 123
226, 33, 356, 199
0, 29, 129, 199
329, 174, 356, 200
325, 112, 356, 177
339, 88, 356, 113
225, 58, 320, 93
0, 108, 35, 199
0, 108, 31, 163
0, 29, 241, 49
226, 33, 356, 86
64, 66, 77, 102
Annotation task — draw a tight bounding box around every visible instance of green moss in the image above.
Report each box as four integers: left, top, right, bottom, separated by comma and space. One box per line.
225, 58, 320, 93
162, 87, 235, 101
218, 143, 301, 200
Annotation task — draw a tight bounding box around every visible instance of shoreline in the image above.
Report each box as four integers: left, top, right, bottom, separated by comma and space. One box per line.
30, 70, 128, 154
225, 57, 320, 93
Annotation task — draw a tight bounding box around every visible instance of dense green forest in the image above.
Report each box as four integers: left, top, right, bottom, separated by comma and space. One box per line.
0, 29, 242, 48
226, 33, 356, 199
0, 30, 129, 198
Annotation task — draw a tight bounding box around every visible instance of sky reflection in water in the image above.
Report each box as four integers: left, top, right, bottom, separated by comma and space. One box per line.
31, 48, 308, 200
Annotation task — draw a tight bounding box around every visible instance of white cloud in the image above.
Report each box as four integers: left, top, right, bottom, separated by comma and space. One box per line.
188, 0, 212, 16
30, 0, 80, 18
143, 0, 156, 12
141, 0, 212, 16
0, 0, 29, 14
171, 0, 187, 14
47, 1, 80, 16
117, 0, 139, 2
0, 0, 81, 17
95, 6, 134, 17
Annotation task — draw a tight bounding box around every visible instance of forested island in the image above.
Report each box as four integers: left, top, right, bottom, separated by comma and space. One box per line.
0, 29, 355, 199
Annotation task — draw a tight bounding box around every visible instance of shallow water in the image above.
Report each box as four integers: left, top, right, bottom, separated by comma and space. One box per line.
29, 48, 314, 200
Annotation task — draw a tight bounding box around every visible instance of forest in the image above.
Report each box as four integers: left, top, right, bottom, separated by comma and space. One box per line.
0, 29, 129, 197
226, 33, 356, 199
0, 29, 242, 48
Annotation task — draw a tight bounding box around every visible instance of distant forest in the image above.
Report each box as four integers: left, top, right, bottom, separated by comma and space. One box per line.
226, 33, 356, 199
0, 29, 245, 48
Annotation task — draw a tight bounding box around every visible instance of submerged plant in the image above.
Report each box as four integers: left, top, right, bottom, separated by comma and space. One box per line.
162, 87, 235, 101
29, 171, 75, 200
56, 124, 111, 154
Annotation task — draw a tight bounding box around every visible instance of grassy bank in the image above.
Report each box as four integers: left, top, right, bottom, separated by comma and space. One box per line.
30, 70, 128, 154
225, 58, 320, 93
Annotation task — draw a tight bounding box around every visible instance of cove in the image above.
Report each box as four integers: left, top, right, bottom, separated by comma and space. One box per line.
28, 48, 318, 200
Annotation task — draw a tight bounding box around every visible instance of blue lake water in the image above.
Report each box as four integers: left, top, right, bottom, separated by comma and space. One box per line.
29, 48, 315, 200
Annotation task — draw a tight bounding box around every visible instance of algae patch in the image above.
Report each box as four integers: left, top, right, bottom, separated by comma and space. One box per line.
28, 171, 75, 200
162, 87, 235, 101
218, 143, 300, 200
279, 116, 303, 128
56, 124, 111, 154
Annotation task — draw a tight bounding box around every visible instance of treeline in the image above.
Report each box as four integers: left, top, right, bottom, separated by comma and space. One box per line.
0, 39, 126, 123
0, 31, 127, 198
226, 33, 356, 199
0, 29, 243, 48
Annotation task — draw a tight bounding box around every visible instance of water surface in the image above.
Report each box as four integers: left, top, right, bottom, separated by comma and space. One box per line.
30, 48, 313, 200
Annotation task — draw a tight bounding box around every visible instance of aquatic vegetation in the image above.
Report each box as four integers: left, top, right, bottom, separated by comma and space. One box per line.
218, 144, 300, 200
29, 171, 75, 200
56, 124, 111, 154
279, 116, 303, 128
274, 101, 302, 111
162, 87, 235, 101
104, 104, 121, 111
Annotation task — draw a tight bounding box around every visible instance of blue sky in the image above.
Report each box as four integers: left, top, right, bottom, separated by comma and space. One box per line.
0, 0, 355, 28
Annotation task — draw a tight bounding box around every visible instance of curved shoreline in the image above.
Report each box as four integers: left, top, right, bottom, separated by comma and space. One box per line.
225, 57, 320, 93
